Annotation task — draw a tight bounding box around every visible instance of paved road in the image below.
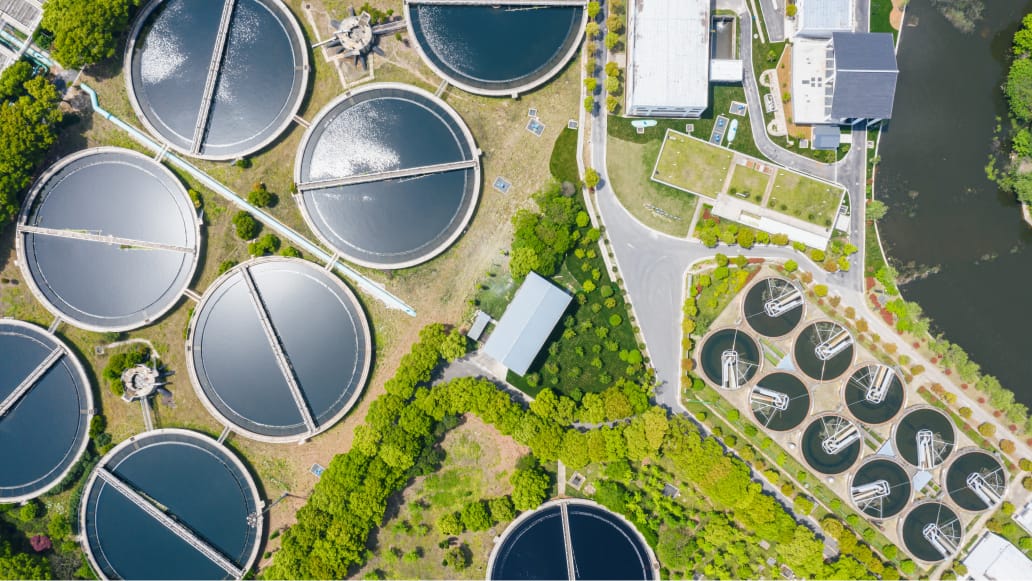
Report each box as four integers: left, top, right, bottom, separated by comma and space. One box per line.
754, 0, 785, 42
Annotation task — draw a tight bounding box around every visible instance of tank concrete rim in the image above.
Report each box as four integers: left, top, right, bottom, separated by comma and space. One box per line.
896, 499, 964, 565
484, 497, 659, 581
890, 404, 958, 470
293, 82, 482, 270
0, 318, 95, 504
791, 319, 855, 383
846, 455, 914, 519
694, 326, 763, 391
124, 0, 310, 162
15, 146, 202, 333
800, 412, 864, 475
185, 256, 372, 444
740, 276, 805, 338
941, 447, 1008, 515
79, 428, 264, 581
840, 361, 908, 426
403, 2, 588, 98
749, 369, 812, 432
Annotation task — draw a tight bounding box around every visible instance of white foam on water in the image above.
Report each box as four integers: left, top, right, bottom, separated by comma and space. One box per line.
309, 101, 401, 180
416, 6, 476, 74
140, 0, 188, 84
215, 0, 262, 106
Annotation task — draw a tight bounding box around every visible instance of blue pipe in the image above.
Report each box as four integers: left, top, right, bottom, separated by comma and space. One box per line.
80, 83, 417, 317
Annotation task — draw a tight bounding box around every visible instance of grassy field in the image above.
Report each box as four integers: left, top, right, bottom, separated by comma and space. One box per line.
767, 170, 844, 228
353, 417, 527, 580
727, 164, 770, 204
871, 0, 898, 37
606, 136, 697, 237
653, 132, 733, 198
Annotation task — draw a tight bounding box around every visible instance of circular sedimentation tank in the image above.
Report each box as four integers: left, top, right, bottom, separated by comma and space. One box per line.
698, 328, 760, 390
749, 372, 810, 431
187, 258, 371, 443
900, 501, 962, 563
406, 3, 586, 96
893, 407, 956, 470
945, 450, 1006, 512
0, 320, 92, 503
849, 458, 912, 520
127, 0, 308, 160
801, 414, 862, 475
743, 277, 804, 337
843, 364, 905, 425
81, 429, 262, 580
294, 83, 480, 269
487, 500, 655, 580
17, 148, 200, 332
793, 321, 854, 382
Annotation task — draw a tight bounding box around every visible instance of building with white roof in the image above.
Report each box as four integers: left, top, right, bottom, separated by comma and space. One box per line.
962, 532, 1032, 581
626, 0, 710, 117
796, 0, 855, 37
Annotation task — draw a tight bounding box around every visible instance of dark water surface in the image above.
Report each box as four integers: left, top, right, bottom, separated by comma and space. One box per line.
0, 323, 89, 500
699, 328, 760, 387
844, 365, 905, 425
22, 150, 198, 330
901, 502, 960, 563
190, 260, 368, 439
751, 372, 810, 431
893, 408, 955, 468
945, 450, 1005, 511
409, 5, 582, 92
852, 459, 911, 519
743, 277, 803, 338
490, 504, 652, 580
793, 322, 854, 382
84, 433, 259, 579
801, 415, 860, 474
876, 0, 1032, 407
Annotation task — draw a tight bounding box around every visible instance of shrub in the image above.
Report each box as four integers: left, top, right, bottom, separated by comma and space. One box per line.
608, 314, 623, 327
979, 422, 997, 438
436, 512, 463, 535
460, 501, 493, 532
900, 560, 916, 576
247, 183, 276, 207
1020, 458, 1032, 472
1002, 501, 1016, 516
29, 535, 51, 552
19, 501, 39, 521
793, 496, 814, 516
1024, 476, 1032, 491
232, 211, 260, 240
235, 157, 252, 169
813, 284, 828, 297
1001, 439, 1016, 454
249, 234, 281, 256
960, 407, 973, 419
217, 260, 238, 275
783, 259, 798, 272
281, 246, 302, 258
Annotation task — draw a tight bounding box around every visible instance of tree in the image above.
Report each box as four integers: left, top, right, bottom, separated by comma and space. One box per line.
280, 246, 302, 258
435, 512, 463, 535
604, 32, 620, 51
511, 465, 550, 511
232, 211, 260, 240
585, 168, 600, 189
978, 422, 997, 438
585, 21, 601, 39
786, 3, 798, 17
441, 545, 471, 571
866, 199, 889, 221
0, 75, 62, 231
1014, 13, 1032, 55
813, 284, 828, 297
509, 246, 540, 282
784, 259, 798, 272
41, 0, 137, 69
1001, 439, 1016, 454
460, 501, 493, 532
0, 540, 50, 580
248, 233, 281, 256
247, 183, 276, 208
488, 496, 516, 523
587, 1, 601, 19
0, 60, 33, 102
1008, 58, 1032, 123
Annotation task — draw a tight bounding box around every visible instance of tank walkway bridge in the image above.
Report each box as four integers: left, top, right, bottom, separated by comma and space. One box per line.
559, 502, 576, 581
240, 265, 318, 436
95, 467, 244, 578
405, 0, 586, 5
297, 159, 478, 191
191, 0, 237, 154
0, 347, 62, 418
17, 225, 196, 255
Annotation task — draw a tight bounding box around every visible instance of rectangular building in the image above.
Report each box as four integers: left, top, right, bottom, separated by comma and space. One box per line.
483, 272, 572, 376
796, 0, 854, 37
626, 0, 710, 118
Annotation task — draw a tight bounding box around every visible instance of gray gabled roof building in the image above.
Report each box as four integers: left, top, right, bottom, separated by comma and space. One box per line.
483, 272, 572, 376
830, 32, 898, 121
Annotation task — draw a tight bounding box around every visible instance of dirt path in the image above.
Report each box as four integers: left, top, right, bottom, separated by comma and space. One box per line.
890, 0, 906, 30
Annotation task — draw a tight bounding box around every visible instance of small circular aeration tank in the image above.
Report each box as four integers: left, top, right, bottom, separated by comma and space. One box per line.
749, 372, 810, 431
801, 414, 862, 475
743, 277, 804, 338
945, 450, 1006, 512
849, 458, 912, 519
900, 501, 962, 563
793, 321, 854, 382
893, 407, 956, 470
698, 328, 761, 390
843, 364, 905, 425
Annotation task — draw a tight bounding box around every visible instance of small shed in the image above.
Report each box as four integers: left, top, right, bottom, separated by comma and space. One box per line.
811, 126, 841, 150
467, 310, 492, 342
483, 272, 572, 375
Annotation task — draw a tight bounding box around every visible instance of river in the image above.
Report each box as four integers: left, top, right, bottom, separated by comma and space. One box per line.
876, 0, 1032, 407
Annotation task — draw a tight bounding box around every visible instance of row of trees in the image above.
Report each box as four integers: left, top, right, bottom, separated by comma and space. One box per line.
0, 62, 62, 235
994, 13, 1032, 202
40, 0, 137, 70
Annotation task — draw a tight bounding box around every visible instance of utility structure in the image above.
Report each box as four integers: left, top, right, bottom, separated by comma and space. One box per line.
821, 415, 861, 455
923, 520, 960, 560
815, 324, 853, 361
762, 279, 803, 317
916, 429, 951, 471
313, 7, 406, 68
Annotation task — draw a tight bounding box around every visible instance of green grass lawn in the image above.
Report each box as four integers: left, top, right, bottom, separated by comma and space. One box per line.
653, 132, 733, 198
767, 170, 844, 228
870, 0, 898, 38
727, 164, 771, 204
606, 136, 698, 237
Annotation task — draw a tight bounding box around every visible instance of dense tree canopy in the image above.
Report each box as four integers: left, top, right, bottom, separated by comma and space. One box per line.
41, 0, 137, 69
0, 67, 63, 232
0, 539, 50, 580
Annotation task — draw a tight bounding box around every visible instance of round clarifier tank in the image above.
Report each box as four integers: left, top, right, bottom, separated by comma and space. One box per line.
406, 3, 586, 96
945, 450, 1006, 512
126, 0, 308, 160
487, 499, 656, 580
80, 429, 262, 580
793, 320, 854, 382
187, 258, 371, 443
849, 458, 912, 519
17, 147, 200, 332
698, 328, 761, 390
844, 364, 905, 425
294, 83, 481, 269
0, 320, 92, 503
900, 501, 963, 563
742, 277, 804, 337
893, 407, 956, 470
749, 372, 810, 431
801, 414, 862, 475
